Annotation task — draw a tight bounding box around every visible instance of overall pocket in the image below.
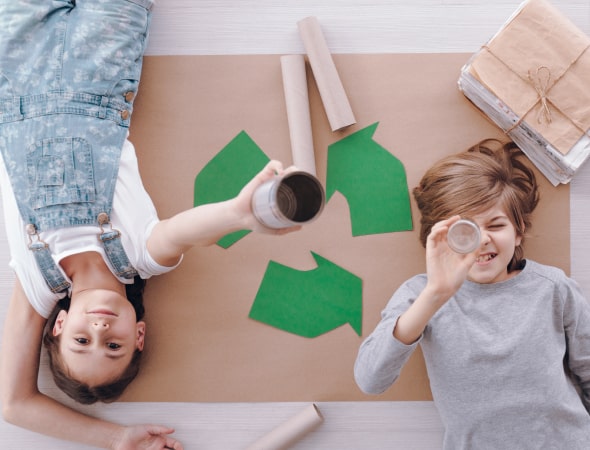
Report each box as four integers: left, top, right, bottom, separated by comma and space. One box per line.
27, 137, 96, 210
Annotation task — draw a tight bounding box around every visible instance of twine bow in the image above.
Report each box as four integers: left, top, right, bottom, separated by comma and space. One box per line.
527, 66, 552, 125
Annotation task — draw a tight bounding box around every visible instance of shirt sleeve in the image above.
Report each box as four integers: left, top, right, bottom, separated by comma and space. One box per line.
354, 275, 425, 395
111, 139, 182, 279
562, 275, 590, 411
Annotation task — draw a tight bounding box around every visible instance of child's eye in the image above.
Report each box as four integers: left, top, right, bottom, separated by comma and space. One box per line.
107, 343, 121, 350
75, 338, 89, 344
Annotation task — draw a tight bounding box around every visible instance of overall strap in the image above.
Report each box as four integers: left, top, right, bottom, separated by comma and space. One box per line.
97, 213, 138, 279
27, 224, 71, 294
26, 213, 138, 294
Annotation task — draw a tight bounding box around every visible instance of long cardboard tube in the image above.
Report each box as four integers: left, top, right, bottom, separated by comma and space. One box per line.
280, 54, 317, 175
297, 16, 356, 131
245, 403, 324, 450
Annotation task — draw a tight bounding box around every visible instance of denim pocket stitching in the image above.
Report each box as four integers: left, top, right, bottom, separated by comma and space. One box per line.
27, 136, 96, 210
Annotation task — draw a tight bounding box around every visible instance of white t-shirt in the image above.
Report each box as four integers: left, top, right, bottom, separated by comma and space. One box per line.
0, 138, 180, 318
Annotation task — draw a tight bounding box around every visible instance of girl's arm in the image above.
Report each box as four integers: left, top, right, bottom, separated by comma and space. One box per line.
0, 279, 183, 450
147, 160, 300, 267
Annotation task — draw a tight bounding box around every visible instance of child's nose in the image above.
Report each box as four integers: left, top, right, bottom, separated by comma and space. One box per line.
92, 320, 110, 330
479, 230, 491, 245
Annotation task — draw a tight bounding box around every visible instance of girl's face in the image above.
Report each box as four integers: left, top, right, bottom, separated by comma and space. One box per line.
466, 203, 522, 284
52, 289, 145, 386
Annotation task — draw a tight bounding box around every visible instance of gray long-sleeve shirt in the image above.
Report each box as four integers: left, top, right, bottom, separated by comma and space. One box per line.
355, 260, 590, 449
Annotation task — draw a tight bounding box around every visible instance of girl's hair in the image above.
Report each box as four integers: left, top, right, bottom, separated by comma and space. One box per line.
412, 139, 539, 272
43, 276, 146, 405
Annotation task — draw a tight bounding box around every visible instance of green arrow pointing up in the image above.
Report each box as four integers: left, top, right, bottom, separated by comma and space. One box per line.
194, 131, 269, 248
326, 122, 413, 236
249, 252, 363, 338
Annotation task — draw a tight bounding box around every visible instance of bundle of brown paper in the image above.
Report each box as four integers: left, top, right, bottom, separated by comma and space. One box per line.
459, 0, 590, 185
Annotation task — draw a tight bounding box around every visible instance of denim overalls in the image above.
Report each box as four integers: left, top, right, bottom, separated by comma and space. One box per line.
0, 0, 153, 293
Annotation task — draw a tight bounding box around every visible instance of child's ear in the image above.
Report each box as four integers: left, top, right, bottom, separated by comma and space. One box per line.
52, 310, 68, 336
516, 225, 526, 246
136, 321, 146, 351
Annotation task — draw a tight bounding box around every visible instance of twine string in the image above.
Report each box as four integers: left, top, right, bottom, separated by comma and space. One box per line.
480, 43, 590, 138
527, 66, 552, 125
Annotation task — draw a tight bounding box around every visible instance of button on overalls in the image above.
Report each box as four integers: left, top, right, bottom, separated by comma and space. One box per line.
0, 0, 154, 292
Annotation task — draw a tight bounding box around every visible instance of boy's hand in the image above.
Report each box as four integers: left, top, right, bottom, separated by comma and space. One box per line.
425, 216, 477, 301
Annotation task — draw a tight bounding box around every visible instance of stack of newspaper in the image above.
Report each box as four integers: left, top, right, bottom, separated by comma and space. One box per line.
458, 0, 590, 186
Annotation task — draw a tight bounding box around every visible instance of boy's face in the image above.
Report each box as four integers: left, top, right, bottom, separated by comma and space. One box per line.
52, 289, 145, 386
466, 203, 522, 284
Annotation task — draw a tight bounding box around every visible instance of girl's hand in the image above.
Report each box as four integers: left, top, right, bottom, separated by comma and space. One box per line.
113, 425, 183, 450
424, 216, 477, 303
235, 160, 302, 235
147, 160, 302, 265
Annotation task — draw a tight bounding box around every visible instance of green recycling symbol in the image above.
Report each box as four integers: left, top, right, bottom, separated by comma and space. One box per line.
194, 123, 412, 338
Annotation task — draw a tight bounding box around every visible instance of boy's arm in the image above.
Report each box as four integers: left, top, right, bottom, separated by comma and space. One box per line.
563, 279, 590, 411
355, 217, 476, 394
147, 160, 300, 267
394, 216, 477, 344
0, 279, 182, 450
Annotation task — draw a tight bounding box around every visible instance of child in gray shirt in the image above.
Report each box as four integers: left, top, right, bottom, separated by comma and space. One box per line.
354, 140, 590, 449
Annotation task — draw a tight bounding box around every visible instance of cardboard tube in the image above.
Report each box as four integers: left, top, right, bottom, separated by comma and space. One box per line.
297, 16, 356, 131
280, 54, 317, 175
245, 403, 324, 450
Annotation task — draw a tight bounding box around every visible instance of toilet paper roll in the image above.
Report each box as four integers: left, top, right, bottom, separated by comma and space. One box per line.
245, 403, 324, 450
280, 54, 317, 175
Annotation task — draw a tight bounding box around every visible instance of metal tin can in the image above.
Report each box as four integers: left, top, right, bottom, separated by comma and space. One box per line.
251, 171, 325, 229
447, 218, 481, 254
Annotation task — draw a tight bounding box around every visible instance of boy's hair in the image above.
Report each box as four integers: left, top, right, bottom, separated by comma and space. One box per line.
412, 139, 539, 271
43, 276, 146, 405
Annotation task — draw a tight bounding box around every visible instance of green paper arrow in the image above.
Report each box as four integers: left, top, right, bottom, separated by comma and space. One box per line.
194, 131, 270, 248
249, 252, 363, 338
326, 122, 413, 236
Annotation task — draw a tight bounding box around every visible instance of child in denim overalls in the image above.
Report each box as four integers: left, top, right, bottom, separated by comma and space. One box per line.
0, 1, 298, 448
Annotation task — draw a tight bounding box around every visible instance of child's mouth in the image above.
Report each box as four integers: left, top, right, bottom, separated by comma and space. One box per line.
476, 253, 496, 263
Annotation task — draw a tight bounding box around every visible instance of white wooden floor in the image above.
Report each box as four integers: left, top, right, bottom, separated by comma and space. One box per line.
1, 1, 589, 448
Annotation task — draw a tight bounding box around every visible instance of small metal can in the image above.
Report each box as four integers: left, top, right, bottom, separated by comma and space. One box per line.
447, 218, 480, 254
251, 171, 325, 229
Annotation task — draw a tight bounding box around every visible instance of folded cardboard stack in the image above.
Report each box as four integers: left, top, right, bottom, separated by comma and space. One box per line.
458, 0, 590, 185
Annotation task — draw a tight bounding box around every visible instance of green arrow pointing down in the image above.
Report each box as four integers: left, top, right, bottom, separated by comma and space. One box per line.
326, 122, 413, 236
249, 252, 363, 338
